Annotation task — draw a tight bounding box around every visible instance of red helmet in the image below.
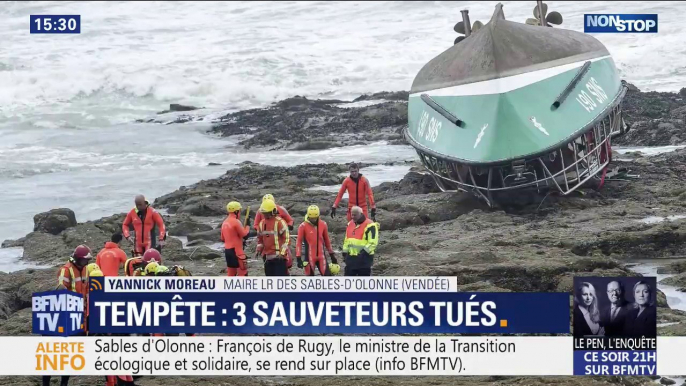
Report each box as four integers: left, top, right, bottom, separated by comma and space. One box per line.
72, 245, 92, 260
143, 248, 162, 264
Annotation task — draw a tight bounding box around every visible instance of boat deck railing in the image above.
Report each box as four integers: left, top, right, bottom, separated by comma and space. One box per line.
415, 103, 624, 207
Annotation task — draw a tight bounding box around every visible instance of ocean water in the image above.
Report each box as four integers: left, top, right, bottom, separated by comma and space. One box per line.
0, 1, 684, 270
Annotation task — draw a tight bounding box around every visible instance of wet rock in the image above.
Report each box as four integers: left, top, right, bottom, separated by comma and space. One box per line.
188, 246, 222, 260
22, 232, 71, 265
290, 140, 340, 151
33, 208, 77, 235
661, 272, 686, 288
0, 268, 55, 320
185, 239, 212, 247
61, 223, 112, 254
209, 93, 407, 150
168, 221, 213, 237
177, 201, 225, 217
672, 105, 686, 119
663, 260, 686, 274
374, 171, 442, 200
352, 91, 409, 102
157, 103, 200, 114
92, 213, 127, 236
1, 238, 25, 248
22, 221, 113, 265
0, 308, 32, 335
661, 377, 676, 385
657, 289, 668, 308
615, 87, 686, 146
622, 81, 641, 92
187, 229, 222, 242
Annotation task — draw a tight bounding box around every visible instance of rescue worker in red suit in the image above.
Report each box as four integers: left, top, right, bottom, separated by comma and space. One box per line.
122, 194, 166, 256
254, 193, 294, 272
221, 201, 252, 276
255, 199, 290, 276
296, 205, 337, 276
44, 245, 92, 386
331, 163, 376, 222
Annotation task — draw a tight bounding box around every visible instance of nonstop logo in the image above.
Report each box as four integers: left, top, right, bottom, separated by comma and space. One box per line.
32, 290, 84, 336
584, 14, 658, 33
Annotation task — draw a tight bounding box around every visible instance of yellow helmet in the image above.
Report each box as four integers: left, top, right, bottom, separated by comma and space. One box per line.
145, 261, 159, 276
227, 201, 242, 213
329, 263, 341, 275
307, 205, 320, 219
86, 263, 101, 275
89, 269, 104, 277
262, 194, 274, 202
155, 265, 170, 275
259, 199, 276, 213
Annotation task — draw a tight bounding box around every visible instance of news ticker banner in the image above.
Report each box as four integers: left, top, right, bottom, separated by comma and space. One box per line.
572, 277, 658, 376
79, 277, 569, 334
2, 336, 684, 376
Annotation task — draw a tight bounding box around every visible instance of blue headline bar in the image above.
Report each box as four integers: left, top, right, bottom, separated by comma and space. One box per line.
88, 290, 569, 334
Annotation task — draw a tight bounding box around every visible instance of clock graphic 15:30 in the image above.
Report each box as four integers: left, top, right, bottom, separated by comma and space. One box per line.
30, 15, 81, 34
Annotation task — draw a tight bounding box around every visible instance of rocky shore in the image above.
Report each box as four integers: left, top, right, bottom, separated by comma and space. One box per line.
2, 85, 686, 385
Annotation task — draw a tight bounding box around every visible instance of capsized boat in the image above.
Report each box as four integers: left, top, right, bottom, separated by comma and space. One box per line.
405, 2, 630, 207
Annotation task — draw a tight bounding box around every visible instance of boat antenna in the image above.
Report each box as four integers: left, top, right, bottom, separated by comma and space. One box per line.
536, 1, 548, 26
454, 9, 484, 45
460, 10, 472, 36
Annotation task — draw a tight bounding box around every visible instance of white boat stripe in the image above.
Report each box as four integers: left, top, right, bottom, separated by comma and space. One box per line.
410, 55, 612, 97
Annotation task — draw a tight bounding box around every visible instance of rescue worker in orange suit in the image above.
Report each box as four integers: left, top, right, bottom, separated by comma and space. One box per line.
342, 206, 379, 276
296, 205, 337, 276
45, 245, 92, 386
254, 193, 294, 271
96, 233, 128, 276
122, 194, 166, 256
331, 162, 376, 222
58, 245, 92, 299
255, 199, 290, 276
221, 201, 252, 276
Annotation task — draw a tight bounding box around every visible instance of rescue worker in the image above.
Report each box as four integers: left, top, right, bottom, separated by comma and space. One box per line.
96, 233, 128, 276
254, 193, 294, 272
255, 199, 290, 276
124, 255, 146, 276
342, 206, 379, 276
331, 162, 377, 222
254, 194, 294, 230
125, 249, 162, 276
296, 205, 339, 276
45, 245, 92, 386
221, 201, 251, 276
58, 245, 92, 298
122, 194, 166, 256
142, 248, 162, 264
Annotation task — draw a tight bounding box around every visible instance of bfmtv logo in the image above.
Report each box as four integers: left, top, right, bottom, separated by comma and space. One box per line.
32, 290, 85, 336
584, 14, 658, 33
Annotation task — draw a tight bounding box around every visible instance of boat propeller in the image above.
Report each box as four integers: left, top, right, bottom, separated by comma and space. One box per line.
453, 10, 483, 45
525, 1, 563, 27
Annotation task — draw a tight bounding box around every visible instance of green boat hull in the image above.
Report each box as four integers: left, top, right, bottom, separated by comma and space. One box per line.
406, 56, 623, 165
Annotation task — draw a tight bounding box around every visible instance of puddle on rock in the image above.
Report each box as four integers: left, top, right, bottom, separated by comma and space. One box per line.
637, 215, 686, 224
630, 260, 686, 312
